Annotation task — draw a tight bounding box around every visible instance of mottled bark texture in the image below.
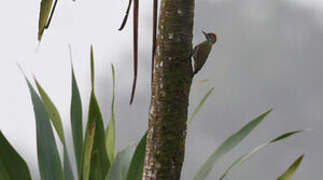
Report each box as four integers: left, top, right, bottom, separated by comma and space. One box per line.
142, 0, 195, 179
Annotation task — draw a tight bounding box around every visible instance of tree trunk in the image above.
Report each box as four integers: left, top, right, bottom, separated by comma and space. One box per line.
142, 0, 195, 179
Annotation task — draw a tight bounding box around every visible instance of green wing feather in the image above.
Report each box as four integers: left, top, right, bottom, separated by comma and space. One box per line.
193, 41, 212, 74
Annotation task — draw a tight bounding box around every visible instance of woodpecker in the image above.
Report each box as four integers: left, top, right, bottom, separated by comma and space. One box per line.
192, 31, 217, 76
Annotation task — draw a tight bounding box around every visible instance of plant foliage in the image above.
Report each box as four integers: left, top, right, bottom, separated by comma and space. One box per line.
0, 49, 306, 180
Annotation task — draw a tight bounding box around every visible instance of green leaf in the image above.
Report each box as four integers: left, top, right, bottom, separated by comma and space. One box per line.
0, 161, 10, 180
71, 64, 83, 177
193, 109, 272, 180
34, 79, 75, 180
193, 78, 209, 85
85, 92, 110, 179
25, 77, 64, 180
0, 130, 31, 180
90, 46, 95, 89
106, 64, 116, 162
188, 87, 214, 125
125, 133, 146, 180
63, 146, 75, 180
277, 154, 304, 180
81, 122, 96, 180
105, 144, 137, 180
104, 132, 146, 180
83, 48, 110, 179
219, 130, 305, 180
38, 0, 57, 41
34, 79, 65, 143
38, 0, 53, 40
270, 130, 308, 143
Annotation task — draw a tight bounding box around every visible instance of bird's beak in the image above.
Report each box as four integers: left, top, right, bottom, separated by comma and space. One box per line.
202, 31, 207, 36
202, 31, 208, 39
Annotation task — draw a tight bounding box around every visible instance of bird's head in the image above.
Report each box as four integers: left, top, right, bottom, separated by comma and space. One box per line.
202, 31, 217, 44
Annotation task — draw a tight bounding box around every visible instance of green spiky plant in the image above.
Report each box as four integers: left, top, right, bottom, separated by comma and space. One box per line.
0, 46, 306, 180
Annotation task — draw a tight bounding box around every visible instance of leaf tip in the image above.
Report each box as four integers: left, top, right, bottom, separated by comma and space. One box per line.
17, 63, 29, 81
299, 154, 305, 159
262, 108, 273, 117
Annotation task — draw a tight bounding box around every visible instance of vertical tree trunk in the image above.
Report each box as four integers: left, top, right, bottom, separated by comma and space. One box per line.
143, 0, 195, 179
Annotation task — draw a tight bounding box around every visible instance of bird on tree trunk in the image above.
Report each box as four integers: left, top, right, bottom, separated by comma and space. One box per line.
192, 31, 217, 76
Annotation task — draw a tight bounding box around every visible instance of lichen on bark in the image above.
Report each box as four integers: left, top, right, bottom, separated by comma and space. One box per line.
142, 0, 195, 179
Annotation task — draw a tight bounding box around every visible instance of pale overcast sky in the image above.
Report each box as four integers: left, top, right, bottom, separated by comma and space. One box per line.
0, 0, 323, 179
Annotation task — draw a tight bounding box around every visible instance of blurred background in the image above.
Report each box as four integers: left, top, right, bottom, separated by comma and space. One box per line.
0, 0, 322, 179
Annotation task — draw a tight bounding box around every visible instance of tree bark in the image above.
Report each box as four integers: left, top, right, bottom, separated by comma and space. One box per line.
142, 0, 195, 179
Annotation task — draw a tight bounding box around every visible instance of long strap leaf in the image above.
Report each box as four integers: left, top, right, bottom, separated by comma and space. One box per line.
63, 146, 75, 180
193, 109, 272, 180
34, 79, 65, 143
83, 47, 110, 179
34, 79, 75, 180
188, 87, 214, 125
70, 47, 83, 177
90, 46, 95, 89
0, 130, 32, 180
106, 64, 116, 162
81, 122, 96, 180
105, 144, 137, 180
104, 132, 147, 180
193, 79, 209, 85
219, 130, 306, 180
71, 66, 83, 177
25, 77, 64, 180
38, 0, 58, 41
125, 133, 146, 180
277, 154, 304, 180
